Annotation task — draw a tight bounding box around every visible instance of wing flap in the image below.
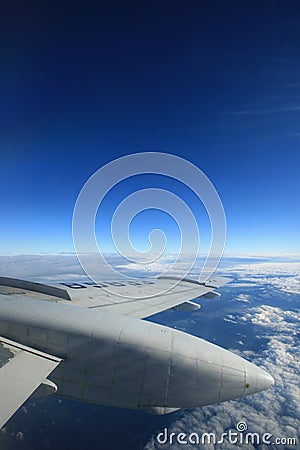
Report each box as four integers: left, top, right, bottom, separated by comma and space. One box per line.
0, 337, 61, 428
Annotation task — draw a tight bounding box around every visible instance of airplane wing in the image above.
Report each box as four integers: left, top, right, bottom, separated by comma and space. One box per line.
0, 275, 232, 319
59, 275, 233, 318
0, 275, 231, 426
0, 337, 61, 429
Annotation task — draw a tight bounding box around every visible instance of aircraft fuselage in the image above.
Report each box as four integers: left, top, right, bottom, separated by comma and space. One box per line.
0, 294, 274, 414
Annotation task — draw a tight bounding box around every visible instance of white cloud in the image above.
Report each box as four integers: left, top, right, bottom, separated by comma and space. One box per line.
228, 262, 300, 295
234, 294, 251, 303
15, 431, 24, 441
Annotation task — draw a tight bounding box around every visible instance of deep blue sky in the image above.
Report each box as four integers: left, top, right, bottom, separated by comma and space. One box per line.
1, 0, 300, 255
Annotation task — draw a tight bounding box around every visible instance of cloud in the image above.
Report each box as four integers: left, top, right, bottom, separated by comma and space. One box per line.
223, 314, 238, 324
0, 254, 85, 281
235, 294, 251, 303
229, 106, 300, 115
0, 253, 215, 283
15, 432, 24, 441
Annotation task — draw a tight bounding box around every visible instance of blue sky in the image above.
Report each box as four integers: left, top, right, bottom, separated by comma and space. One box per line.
1, 1, 300, 255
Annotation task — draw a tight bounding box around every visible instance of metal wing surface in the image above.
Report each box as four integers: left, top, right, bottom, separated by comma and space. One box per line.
60, 275, 233, 318
0, 275, 232, 319
0, 337, 61, 428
